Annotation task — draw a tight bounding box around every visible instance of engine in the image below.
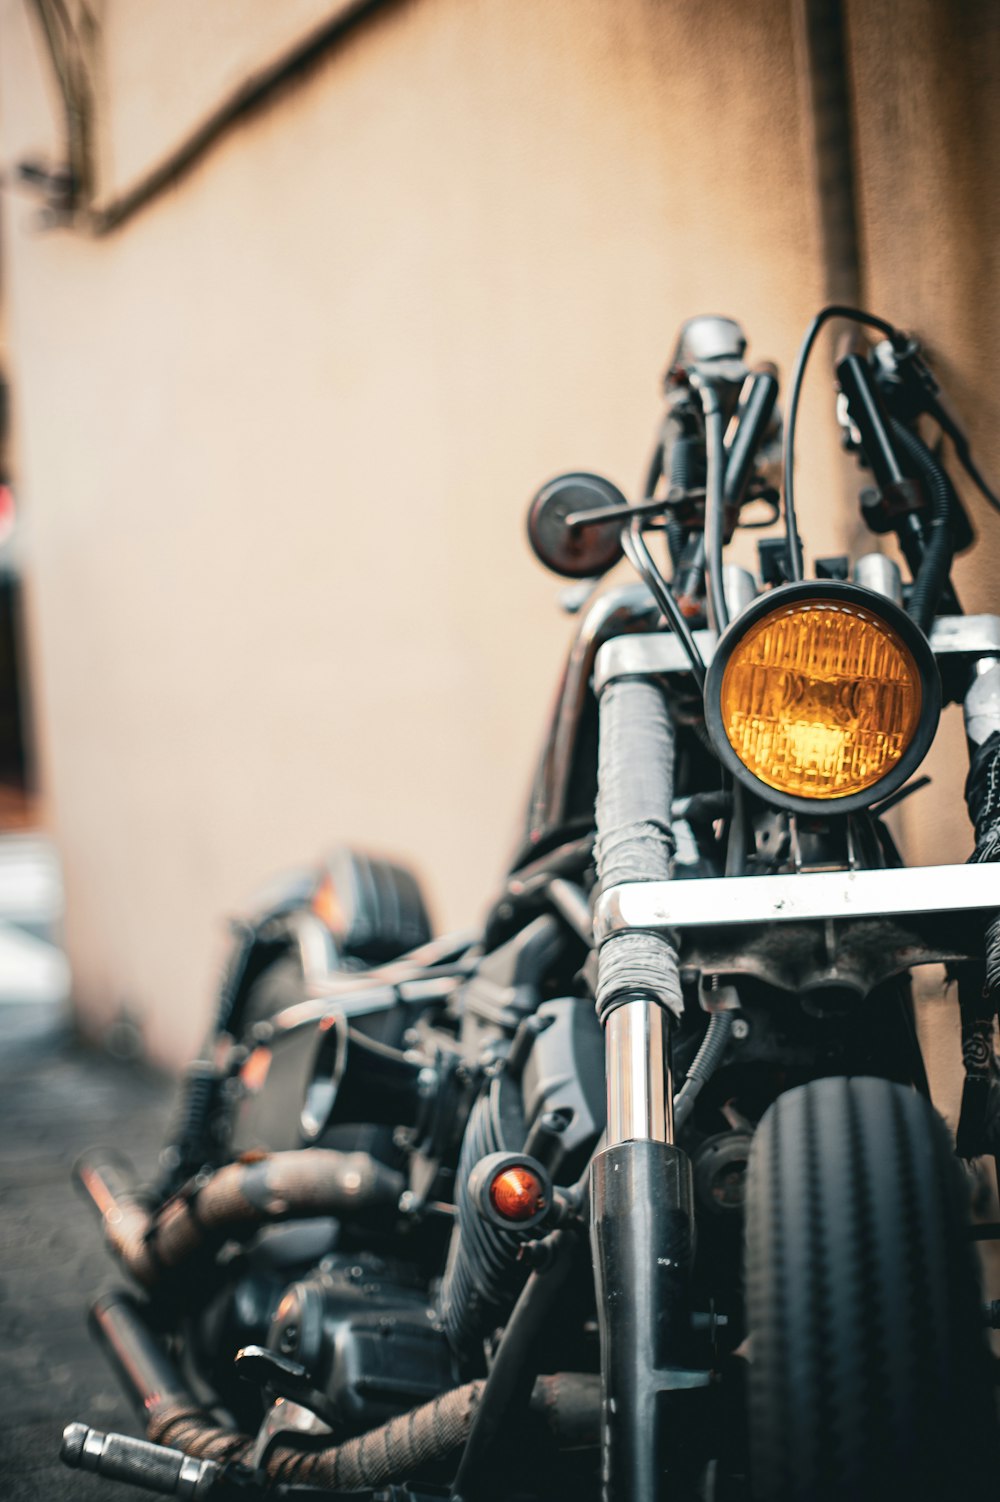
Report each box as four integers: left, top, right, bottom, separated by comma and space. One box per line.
440, 995, 604, 1365
163, 910, 604, 1431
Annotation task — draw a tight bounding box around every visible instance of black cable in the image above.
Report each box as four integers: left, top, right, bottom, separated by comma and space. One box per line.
890, 418, 955, 632
724, 784, 748, 877
644, 429, 686, 569
739, 496, 781, 528
870, 773, 931, 816
783, 304, 902, 582
621, 520, 707, 689
451, 1229, 576, 1499
690, 373, 729, 633
951, 439, 1000, 517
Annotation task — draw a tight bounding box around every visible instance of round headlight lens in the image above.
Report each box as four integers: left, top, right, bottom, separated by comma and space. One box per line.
718, 596, 923, 801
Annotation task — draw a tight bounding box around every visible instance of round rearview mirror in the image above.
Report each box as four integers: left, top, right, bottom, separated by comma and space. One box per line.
526, 472, 627, 579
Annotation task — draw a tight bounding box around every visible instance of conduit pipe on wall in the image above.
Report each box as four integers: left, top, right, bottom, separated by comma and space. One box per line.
22, 0, 396, 235
794, 0, 864, 307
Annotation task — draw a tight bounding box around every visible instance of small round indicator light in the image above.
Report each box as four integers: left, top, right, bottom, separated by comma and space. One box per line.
488, 1165, 547, 1223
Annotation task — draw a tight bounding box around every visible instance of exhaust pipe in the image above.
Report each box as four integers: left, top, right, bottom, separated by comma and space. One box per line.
77, 1290, 599, 1494
74, 1147, 404, 1287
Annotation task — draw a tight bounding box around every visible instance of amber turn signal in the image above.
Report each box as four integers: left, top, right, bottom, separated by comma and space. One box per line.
705, 582, 940, 814
489, 1165, 547, 1223
467, 1152, 554, 1231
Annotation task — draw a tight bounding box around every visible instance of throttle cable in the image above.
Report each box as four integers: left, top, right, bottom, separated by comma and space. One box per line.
783, 304, 902, 582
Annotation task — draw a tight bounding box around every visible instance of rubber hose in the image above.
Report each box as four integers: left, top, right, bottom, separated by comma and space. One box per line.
672, 1011, 734, 1129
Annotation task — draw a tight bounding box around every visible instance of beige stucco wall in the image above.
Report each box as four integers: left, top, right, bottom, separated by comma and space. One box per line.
0, 0, 997, 1068
94, 0, 359, 197
849, 0, 1000, 865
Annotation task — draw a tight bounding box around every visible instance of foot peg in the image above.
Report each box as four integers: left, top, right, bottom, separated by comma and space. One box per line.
61, 1422, 220, 1499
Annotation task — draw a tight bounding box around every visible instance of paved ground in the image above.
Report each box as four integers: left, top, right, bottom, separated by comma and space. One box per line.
0, 829, 177, 1499
0, 836, 70, 1006
0, 1006, 173, 1501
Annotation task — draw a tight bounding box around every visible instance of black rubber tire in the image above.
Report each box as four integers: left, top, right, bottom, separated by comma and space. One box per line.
745, 1075, 998, 1502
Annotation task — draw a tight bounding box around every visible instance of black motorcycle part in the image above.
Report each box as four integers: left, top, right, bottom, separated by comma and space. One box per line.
590, 1139, 702, 1502
965, 728, 1000, 864
964, 727, 1000, 1002
267, 1256, 457, 1433
723, 369, 779, 512
889, 418, 956, 632
439, 1075, 527, 1364
300, 1018, 434, 1142
450, 1228, 577, 1501
219, 849, 433, 1045
746, 1076, 999, 1502
440, 999, 604, 1364
519, 997, 605, 1180
155, 1061, 222, 1188
457, 915, 563, 1060
954, 962, 1000, 1161
690, 1129, 752, 1217
193, 1266, 292, 1419
319, 847, 434, 966
231, 993, 413, 1155
837, 355, 915, 501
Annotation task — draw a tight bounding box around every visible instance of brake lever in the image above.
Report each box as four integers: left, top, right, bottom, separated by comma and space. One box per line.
234, 1345, 339, 1435
234, 1345, 337, 1466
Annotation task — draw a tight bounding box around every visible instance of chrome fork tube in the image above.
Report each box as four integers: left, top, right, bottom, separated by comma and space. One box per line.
591, 674, 698, 1501
605, 998, 673, 1145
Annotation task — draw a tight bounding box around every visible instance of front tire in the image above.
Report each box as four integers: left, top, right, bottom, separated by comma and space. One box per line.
745, 1075, 997, 1501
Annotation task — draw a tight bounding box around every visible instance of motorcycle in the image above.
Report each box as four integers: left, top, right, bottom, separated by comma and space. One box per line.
61, 308, 1000, 1502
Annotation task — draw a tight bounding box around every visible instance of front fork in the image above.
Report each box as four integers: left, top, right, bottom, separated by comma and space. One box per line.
589, 674, 706, 1501
593, 1000, 704, 1501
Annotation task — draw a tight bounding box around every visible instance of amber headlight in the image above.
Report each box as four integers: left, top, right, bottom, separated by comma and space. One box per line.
704, 581, 940, 814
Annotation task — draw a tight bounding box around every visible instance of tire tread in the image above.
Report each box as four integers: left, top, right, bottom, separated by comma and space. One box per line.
745, 1076, 997, 1501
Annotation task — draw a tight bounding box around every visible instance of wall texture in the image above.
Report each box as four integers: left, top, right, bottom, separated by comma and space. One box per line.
848, 0, 1000, 865
0, 0, 997, 1067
